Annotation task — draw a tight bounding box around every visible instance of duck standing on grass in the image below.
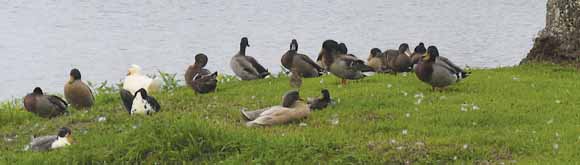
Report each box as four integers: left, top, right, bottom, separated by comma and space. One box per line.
281, 39, 324, 77
27, 127, 73, 152
64, 68, 94, 109
307, 89, 332, 110
243, 90, 310, 127
122, 64, 162, 94
120, 88, 160, 115
320, 40, 372, 85
230, 37, 270, 80
23, 87, 68, 118
185, 53, 218, 93
415, 46, 470, 91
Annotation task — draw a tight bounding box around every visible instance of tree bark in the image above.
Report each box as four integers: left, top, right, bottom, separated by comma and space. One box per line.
521, 0, 580, 64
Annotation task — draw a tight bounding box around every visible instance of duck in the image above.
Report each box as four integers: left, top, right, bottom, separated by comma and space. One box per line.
367, 48, 388, 73
307, 89, 331, 110
122, 64, 162, 94
281, 39, 323, 78
289, 69, 302, 89
23, 87, 68, 118
185, 53, 218, 93
27, 127, 73, 152
387, 43, 413, 73
64, 68, 94, 109
230, 37, 270, 80
120, 88, 160, 115
244, 90, 310, 127
415, 46, 470, 90
410, 42, 426, 67
320, 40, 371, 85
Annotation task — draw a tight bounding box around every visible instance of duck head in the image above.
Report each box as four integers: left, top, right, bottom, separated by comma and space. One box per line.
321, 89, 330, 101
399, 43, 411, 56
338, 43, 348, 54
57, 127, 73, 144
135, 88, 148, 99
127, 64, 142, 76
370, 48, 382, 58
423, 46, 439, 62
194, 53, 208, 68
281, 90, 302, 108
32, 87, 43, 95
69, 68, 82, 83
414, 42, 426, 54
321, 40, 339, 66
290, 39, 298, 52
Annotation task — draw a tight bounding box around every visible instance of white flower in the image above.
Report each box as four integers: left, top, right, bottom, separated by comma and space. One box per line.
396, 146, 403, 150
555, 100, 561, 104
547, 119, 554, 124
553, 143, 559, 150
401, 91, 408, 96
463, 144, 469, 149
405, 113, 411, 118
251, 96, 256, 99
414, 93, 424, 99
319, 79, 324, 84
387, 84, 392, 88
299, 123, 308, 127
453, 156, 458, 160
472, 105, 480, 111
512, 76, 520, 81
96, 116, 107, 122
402, 129, 408, 135
390, 139, 397, 144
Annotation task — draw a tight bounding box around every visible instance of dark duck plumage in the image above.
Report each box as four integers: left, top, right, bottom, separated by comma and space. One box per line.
185, 53, 218, 93
120, 88, 160, 115
64, 68, 94, 109
415, 46, 470, 90
367, 48, 388, 73
230, 37, 270, 80
410, 42, 427, 67
281, 39, 323, 78
23, 87, 68, 118
308, 89, 331, 110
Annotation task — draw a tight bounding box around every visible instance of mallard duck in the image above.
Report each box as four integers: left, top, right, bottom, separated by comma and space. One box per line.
122, 64, 162, 94
307, 89, 331, 110
191, 72, 218, 93
387, 43, 413, 73
320, 40, 371, 85
367, 48, 387, 72
230, 37, 270, 80
27, 127, 73, 152
281, 39, 323, 77
410, 42, 426, 66
64, 68, 94, 109
244, 90, 310, 127
415, 46, 470, 90
185, 53, 218, 93
120, 88, 160, 115
23, 87, 68, 118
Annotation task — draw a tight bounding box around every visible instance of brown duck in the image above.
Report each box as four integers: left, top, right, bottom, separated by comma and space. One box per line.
64, 68, 94, 109
281, 39, 323, 77
23, 87, 68, 118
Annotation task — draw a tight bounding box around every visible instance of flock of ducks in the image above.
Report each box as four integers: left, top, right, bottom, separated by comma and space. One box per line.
20, 37, 469, 151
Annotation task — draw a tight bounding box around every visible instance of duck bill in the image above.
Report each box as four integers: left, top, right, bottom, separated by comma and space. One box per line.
422, 53, 430, 61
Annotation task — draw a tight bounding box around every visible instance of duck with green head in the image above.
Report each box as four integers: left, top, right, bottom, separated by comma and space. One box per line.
415, 46, 470, 91
230, 37, 270, 80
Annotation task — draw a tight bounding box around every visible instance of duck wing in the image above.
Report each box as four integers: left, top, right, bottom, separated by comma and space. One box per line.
119, 89, 134, 113
297, 54, 324, 72
29, 135, 57, 151
245, 56, 269, 75
436, 56, 470, 78
145, 96, 161, 112
47, 95, 68, 112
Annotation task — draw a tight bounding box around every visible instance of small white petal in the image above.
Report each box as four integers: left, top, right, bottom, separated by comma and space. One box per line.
463, 144, 468, 149
299, 123, 308, 127
402, 129, 408, 135
553, 143, 559, 150
405, 113, 411, 118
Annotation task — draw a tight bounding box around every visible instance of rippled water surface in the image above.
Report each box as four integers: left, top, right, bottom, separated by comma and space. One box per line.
0, 0, 546, 100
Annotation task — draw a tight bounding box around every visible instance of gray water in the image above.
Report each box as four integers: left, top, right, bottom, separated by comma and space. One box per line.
0, 0, 546, 101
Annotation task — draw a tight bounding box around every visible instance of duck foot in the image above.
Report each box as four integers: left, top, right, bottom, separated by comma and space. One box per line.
341, 79, 347, 85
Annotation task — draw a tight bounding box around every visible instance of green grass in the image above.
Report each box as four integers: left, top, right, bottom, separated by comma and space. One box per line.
0, 63, 579, 163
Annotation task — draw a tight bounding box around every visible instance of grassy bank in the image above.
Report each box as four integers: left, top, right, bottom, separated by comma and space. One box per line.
0, 64, 578, 163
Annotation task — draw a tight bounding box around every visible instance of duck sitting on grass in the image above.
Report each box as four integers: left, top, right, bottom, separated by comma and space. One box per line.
243, 90, 310, 127
26, 127, 73, 152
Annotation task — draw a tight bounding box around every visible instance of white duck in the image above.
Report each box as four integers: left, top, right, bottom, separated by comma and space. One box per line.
122, 64, 162, 94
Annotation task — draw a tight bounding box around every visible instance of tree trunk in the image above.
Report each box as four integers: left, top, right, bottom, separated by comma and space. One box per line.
521, 0, 580, 64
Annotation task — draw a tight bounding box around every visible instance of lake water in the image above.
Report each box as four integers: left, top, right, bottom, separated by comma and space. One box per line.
0, 0, 546, 101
